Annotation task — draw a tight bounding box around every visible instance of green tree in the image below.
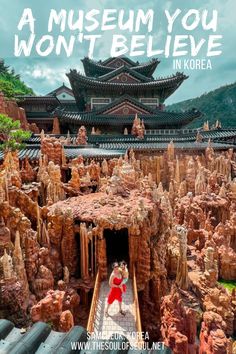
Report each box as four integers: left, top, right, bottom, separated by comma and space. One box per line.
0, 114, 31, 152
0, 79, 15, 99
167, 82, 236, 128
0, 58, 34, 98
0, 60, 10, 74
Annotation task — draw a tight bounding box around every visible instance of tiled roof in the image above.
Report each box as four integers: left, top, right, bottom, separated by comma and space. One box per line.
81, 57, 160, 77
0, 144, 41, 160
97, 66, 153, 82
67, 70, 187, 91
1, 136, 234, 162
26, 129, 236, 145
0, 319, 171, 353
26, 112, 54, 119
133, 59, 160, 77
17, 96, 60, 105
98, 141, 236, 151
67, 70, 188, 103
0, 138, 236, 160
55, 107, 201, 127
101, 56, 139, 66
88, 129, 236, 143
0, 145, 125, 161
2, 128, 235, 162
46, 83, 74, 96
63, 147, 125, 158
70, 56, 188, 106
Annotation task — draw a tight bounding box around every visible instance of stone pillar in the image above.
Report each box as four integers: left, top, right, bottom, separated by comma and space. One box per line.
80, 223, 89, 280
136, 222, 151, 290
204, 247, 218, 287
0, 249, 15, 280
175, 157, 181, 186
52, 117, 61, 134
13, 231, 29, 300
61, 211, 78, 275
96, 228, 107, 280
176, 225, 189, 290
128, 226, 140, 278
0, 217, 11, 256
167, 140, 175, 161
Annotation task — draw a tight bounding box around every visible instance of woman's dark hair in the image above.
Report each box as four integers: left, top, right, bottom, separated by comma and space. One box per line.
119, 260, 127, 266
112, 262, 119, 269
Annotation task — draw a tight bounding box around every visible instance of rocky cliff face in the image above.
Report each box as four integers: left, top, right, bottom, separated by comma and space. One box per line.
0, 92, 39, 133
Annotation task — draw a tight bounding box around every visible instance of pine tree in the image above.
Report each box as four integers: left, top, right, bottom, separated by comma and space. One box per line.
0, 114, 31, 151
0, 58, 34, 98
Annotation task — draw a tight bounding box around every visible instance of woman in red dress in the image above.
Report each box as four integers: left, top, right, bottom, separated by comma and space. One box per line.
105, 262, 126, 317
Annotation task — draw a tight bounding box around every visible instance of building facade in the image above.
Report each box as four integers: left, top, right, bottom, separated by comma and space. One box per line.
13, 56, 236, 161
55, 56, 201, 134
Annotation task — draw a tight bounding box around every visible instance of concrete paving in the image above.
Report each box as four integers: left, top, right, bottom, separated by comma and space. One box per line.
93, 280, 139, 347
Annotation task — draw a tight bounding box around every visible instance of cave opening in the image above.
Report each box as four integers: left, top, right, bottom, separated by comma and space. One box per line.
64, 167, 71, 183
75, 232, 81, 279
104, 228, 129, 272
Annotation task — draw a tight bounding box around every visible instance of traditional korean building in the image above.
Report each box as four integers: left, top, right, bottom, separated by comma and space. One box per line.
55, 56, 202, 134
18, 95, 59, 132
18, 83, 75, 132
8, 56, 236, 161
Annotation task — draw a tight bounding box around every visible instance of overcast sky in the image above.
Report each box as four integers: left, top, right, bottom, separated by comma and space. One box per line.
0, 0, 235, 104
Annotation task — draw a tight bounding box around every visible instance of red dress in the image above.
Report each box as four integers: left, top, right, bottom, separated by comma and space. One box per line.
122, 284, 127, 292
107, 277, 123, 304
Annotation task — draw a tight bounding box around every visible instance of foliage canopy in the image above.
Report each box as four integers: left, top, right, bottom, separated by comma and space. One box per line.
0, 114, 31, 151
0, 59, 34, 99
167, 82, 236, 128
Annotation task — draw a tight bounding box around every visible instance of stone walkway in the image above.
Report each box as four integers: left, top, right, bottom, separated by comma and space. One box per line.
93, 280, 139, 347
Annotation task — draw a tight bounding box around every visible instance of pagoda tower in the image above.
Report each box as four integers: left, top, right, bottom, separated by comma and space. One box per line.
55, 56, 201, 134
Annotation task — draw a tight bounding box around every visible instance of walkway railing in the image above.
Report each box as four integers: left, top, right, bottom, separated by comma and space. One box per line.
87, 267, 101, 333
87, 265, 142, 342
132, 266, 142, 335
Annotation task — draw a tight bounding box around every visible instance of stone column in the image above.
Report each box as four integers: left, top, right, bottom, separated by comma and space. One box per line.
176, 225, 189, 290
128, 225, 140, 278
13, 231, 29, 300
96, 228, 107, 280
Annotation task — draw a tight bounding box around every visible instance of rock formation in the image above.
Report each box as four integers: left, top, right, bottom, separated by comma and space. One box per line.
131, 114, 145, 139
161, 287, 198, 353
76, 126, 88, 145
1, 138, 236, 352
199, 312, 231, 354
0, 92, 29, 130
52, 117, 61, 134
46, 161, 65, 204
41, 136, 62, 165
0, 218, 11, 256
20, 157, 35, 183
176, 225, 189, 290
